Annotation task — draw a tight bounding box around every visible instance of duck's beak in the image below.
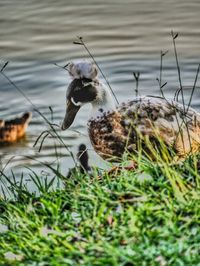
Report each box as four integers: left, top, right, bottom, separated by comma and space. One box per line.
61, 100, 80, 130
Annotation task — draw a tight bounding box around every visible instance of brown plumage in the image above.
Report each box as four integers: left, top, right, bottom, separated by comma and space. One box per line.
0, 112, 32, 144
88, 97, 200, 161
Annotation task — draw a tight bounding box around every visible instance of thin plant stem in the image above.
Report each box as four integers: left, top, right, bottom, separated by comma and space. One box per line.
158, 50, 168, 98
74, 37, 119, 104
171, 31, 186, 113
133, 72, 140, 97
171, 31, 192, 150
186, 64, 200, 113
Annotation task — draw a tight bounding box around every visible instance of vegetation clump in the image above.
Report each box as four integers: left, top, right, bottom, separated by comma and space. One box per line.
0, 154, 199, 265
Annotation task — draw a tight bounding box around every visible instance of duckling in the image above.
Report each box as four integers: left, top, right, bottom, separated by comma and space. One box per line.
61, 61, 200, 162
0, 112, 32, 144
67, 144, 91, 178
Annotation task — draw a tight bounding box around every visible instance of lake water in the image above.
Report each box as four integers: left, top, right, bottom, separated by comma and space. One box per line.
0, 0, 200, 185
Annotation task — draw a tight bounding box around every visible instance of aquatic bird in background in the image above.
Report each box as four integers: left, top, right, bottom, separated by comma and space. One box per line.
61, 61, 200, 162
0, 112, 32, 144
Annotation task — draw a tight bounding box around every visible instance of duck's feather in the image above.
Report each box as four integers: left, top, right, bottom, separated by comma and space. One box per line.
67, 61, 98, 80
88, 96, 200, 161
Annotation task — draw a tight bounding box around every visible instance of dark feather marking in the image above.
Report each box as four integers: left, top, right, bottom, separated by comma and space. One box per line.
67, 78, 97, 104
88, 96, 200, 161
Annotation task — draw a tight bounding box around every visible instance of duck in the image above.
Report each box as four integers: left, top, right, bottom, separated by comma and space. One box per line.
67, 143, 91, 178
0, 112, 32, 145
61, 61, 200, 162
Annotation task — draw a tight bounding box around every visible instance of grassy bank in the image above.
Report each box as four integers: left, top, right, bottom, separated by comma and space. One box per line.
0, 155, 200, 266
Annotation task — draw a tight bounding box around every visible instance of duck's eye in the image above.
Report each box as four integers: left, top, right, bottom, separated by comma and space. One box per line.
70, 97, 83, 106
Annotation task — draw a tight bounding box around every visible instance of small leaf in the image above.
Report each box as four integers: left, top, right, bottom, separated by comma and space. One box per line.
133, 72, 140, 80
4, 252, 23, 261
64, 62, 70, 68
173, 33, 178, 39
107, 215, 113, 226
0, 224, 8, 233
161, 82, 167, 88
120, 239, 128, 245
171, 31, 179, 40
73, 41, 84, 45
0, 61, 9, 72
162, 50, 168, 57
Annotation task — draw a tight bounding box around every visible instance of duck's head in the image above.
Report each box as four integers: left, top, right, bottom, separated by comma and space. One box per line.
61, 78, 100, 130
61, 78, 116, 130
61, 61, 115, 130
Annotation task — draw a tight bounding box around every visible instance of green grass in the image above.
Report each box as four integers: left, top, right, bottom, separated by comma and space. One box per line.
0, 155, 200, 266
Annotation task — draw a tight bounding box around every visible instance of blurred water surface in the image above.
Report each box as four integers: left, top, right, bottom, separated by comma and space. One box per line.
0, 0, 200, 181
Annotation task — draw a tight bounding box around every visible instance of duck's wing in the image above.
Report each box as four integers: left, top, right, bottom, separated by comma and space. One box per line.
88, 96, 200, 161
120, 96, 200, 156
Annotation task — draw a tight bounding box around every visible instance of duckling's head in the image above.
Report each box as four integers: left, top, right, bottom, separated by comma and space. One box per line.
22, 112, 32, 121
21, 112, 32, 126
77, 143, 91, 173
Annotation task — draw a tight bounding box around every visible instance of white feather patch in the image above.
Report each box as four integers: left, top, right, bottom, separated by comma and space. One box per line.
68, 61, 98, 80
71, 97, 83, 106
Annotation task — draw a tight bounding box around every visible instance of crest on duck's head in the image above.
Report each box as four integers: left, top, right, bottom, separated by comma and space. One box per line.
67, 61, 98, 80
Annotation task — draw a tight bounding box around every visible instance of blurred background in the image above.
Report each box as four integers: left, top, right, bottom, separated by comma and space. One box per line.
0, 0, 200, 180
